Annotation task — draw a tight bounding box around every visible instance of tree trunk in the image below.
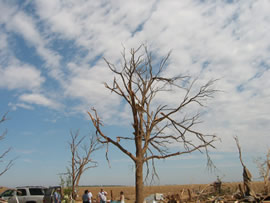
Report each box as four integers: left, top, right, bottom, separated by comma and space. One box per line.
72, 184, 76, 200
266, 160, 270, 195
264, 176, 268, 195
135, 160, 144, 203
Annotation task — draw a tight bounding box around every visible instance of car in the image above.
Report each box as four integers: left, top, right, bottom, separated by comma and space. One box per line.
0, 186, 46, 203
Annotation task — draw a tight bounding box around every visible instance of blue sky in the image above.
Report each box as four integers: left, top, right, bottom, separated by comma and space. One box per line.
1, 0, 270, 187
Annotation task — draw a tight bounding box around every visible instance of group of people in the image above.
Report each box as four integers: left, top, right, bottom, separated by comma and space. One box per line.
82, 189, 93, 203
82, 188, 125, 203
53, 188, 125, 203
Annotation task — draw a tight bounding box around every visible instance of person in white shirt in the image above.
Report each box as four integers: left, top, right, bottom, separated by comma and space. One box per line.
88, 190, 93, 203
98, 189, 107, 203
120, 191, 125, 203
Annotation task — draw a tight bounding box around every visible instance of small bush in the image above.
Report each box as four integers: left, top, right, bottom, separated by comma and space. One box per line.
63, 187, 72, 196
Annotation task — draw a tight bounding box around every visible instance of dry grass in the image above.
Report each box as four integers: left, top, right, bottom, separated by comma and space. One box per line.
75, 181, 266, 202
1, 182, 266, 202
0, 187, 8, 194
77, 184, 206, 202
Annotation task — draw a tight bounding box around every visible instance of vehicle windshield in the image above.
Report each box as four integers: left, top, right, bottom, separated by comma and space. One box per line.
0, 190, 15, 197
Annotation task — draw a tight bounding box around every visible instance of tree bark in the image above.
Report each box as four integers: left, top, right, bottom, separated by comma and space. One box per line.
266, 154, 270, 195
135, 159, 144, 203
88, 45, 217, 203
264, 176, 268, 195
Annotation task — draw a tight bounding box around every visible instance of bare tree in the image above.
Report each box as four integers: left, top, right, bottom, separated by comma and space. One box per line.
67, 130, 101, 199
0, 112, 14, 176
234, 136, 256, 198
88, 45, 218, 203
254, 149, 270, 195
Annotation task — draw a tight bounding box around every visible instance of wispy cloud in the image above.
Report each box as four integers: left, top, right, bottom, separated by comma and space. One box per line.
8, 102, 34, 111
0, 0, 269, 154
6, 9, 61, 69
0, 64, 45, 90
18, 93, 61, 109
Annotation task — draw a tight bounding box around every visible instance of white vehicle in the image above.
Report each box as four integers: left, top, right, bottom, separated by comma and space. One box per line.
0, 186, 46, 203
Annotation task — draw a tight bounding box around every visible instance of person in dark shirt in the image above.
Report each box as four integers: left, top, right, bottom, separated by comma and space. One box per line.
82, 190, 89, 203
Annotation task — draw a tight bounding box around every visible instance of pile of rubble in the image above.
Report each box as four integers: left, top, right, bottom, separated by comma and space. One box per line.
163, 182, 270, 203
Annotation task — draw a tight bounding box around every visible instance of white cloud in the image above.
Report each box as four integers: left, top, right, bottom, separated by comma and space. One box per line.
34, 0, 157, 62
63, 62, 123, 122
0, 1, 17, 24
19, 93, 60, 109
0, 64, 45, 90
8, 102, 34, 111
11, 12, 61, 70
1, 0, 270, 154
59, 1, 270, 153
1, 2, 62, 76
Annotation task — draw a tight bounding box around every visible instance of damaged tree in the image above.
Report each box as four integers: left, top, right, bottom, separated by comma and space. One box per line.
67, 130, 101, 199
255, 149, 270, 195
234, 136, 256, 199
0, 112, 14, 176
88, 45, 218, 203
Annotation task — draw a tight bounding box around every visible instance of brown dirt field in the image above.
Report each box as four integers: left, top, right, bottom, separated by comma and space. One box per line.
75, 181, 265, 202
0, 187, 9, 194
1, 182, 266, 202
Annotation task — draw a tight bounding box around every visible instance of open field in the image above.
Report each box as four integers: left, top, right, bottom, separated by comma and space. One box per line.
1, 182, 267, 202
75, 181, 266, 202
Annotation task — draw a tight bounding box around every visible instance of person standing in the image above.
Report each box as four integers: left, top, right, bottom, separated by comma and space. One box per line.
82, 190, 89, 203
54, 188, 61, 203
98, 189, 107, 203
88, 190, 93, 203
120, 191, 125, 203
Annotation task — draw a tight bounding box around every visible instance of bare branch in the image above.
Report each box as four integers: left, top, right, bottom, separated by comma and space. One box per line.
0, 112, 14, 177
0, 159, 14, 176
88, 45, 218, 203
87, 110, 137, 162
67, 130, 101, 199
254, 148, 270, 195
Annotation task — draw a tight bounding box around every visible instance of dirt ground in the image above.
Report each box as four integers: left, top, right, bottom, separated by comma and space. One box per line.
75, 181, 265, 202
1, 182, 266, 202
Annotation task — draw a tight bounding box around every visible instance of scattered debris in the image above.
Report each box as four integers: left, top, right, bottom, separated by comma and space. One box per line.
144, 193, 164, 203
